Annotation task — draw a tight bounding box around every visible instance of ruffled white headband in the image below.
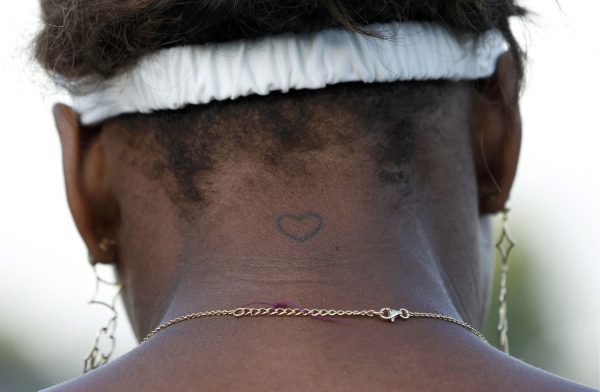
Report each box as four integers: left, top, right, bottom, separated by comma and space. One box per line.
69, 22, 508, 125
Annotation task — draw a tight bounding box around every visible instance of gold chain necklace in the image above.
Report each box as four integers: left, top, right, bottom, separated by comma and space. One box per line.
142, 306, 487, 343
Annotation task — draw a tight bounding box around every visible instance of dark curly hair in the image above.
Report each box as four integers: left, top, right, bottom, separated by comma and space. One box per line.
35, 1, 527, 205
35, 0, 526, 85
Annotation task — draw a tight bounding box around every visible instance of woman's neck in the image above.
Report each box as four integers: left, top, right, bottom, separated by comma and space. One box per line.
118, 165, 491, 341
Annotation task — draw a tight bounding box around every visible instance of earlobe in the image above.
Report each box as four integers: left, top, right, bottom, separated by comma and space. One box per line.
53, 104, 118, 264
473, 52, 522, 214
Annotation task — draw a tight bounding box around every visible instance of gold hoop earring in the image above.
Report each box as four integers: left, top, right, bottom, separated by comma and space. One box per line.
495, 207, 515, 354
84, 239, 123, 373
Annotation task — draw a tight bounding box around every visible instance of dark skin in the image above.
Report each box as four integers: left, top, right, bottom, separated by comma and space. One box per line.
45, 53, 594, 391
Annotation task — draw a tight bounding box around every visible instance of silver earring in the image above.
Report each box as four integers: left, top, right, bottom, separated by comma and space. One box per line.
495, 207, 515, 354
84, 239, 122, 373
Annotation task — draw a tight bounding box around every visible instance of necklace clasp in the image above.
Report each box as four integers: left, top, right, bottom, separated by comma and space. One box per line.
378, 307, 411, 322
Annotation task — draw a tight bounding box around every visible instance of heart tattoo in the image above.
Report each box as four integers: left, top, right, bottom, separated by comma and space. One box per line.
276, 212, 323, 243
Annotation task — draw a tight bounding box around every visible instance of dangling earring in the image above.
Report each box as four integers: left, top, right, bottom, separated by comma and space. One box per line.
84, 238, 122, 373
495, 207, 515, 354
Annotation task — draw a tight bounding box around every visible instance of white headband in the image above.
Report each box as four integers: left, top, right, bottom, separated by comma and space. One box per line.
68, 22, 508, 125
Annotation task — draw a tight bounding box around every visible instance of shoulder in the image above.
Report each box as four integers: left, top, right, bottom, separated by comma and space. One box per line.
479, 348, 597, 392
41, 347, 145, 391
41, 338, 597, 392
41, 366, 124, 392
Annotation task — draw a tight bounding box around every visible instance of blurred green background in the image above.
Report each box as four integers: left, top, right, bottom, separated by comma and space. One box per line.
483, 240, 568, 377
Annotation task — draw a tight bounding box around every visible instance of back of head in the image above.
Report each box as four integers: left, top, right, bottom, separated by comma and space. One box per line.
35, 0, 525, 214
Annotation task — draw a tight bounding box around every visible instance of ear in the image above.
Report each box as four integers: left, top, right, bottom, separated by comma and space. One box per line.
473, 52, 522, 214
53, 104, 120, 264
